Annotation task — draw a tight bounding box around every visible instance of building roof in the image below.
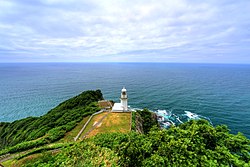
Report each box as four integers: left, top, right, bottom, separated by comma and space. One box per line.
98, 100, 112, 109
112, 103, 124, 111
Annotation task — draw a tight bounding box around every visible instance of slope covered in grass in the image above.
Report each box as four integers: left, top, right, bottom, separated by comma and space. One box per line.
85, 112, 131, 138
0, 90, 103, 151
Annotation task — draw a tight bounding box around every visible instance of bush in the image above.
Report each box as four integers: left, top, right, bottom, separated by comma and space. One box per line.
137, 108, 159, 133
21, 142, 119, 167
7, 120, 250, 167
90, 120, 250, 167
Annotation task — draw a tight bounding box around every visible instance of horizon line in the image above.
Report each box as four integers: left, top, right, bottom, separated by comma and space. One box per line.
0, 62, 250, 65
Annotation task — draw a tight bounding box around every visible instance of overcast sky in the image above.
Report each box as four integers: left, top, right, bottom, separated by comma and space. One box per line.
0, 0, 250, 63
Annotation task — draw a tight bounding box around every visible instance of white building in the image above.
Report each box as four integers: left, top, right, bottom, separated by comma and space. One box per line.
112, 87, 128, 112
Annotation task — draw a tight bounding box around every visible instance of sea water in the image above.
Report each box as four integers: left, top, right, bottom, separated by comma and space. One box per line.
0, 63, 249, 138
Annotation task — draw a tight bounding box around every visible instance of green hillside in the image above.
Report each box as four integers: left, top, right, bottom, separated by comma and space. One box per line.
7, 119, 250, 167
0, 90, 103, 152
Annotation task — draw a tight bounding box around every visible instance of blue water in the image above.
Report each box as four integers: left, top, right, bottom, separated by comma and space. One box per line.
0, 63, 250, 138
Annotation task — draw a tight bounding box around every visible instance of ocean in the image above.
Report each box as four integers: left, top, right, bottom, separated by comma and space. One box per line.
0, 63, 249, 138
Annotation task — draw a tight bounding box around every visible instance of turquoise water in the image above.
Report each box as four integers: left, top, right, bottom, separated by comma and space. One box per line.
0, 63, 250, 138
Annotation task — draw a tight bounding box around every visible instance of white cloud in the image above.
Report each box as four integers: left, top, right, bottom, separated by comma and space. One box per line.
0, 0, 250, 62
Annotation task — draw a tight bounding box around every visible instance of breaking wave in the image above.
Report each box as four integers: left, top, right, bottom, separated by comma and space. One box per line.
153, 109, 213, 129
130, 107, 213, 129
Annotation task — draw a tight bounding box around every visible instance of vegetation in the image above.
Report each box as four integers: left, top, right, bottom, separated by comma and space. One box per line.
131, 109, 158, 134
0, 90, 103, 154
61, 116, 91, 142
16, 143, 71, 160
18, 142, 118, 167
137, 108, 158, 133
85, 112, 131, 138
79, 112, 109, 139
14, 117, 249, 167
131, 111, 136, 131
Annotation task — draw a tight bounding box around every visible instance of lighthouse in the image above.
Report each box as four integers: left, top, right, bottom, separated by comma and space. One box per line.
112, 87, 129, 112
120, 87, 128, 111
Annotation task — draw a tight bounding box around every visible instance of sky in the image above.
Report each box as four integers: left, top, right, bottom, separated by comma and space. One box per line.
0, 0, 250, 63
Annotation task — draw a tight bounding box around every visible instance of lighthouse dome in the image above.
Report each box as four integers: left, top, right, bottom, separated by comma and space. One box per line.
122, 87, 127, 92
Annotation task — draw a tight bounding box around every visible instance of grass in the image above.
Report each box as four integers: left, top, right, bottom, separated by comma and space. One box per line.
16, 143, 70, 160
0, 112, 131, 165
12, 151, 59, 167
1, 159, 16, 167
86, 112, 131, 138
60, 116, 91, 142
80, 112, 109, 139
1, 143, 69, 167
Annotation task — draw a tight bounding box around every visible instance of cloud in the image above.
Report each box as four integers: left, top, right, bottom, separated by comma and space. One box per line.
0, 0, 250, 63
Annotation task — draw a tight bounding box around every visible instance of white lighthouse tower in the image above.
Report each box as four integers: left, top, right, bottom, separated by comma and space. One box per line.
120, 87, 128, 111
112, 87, 129, 112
